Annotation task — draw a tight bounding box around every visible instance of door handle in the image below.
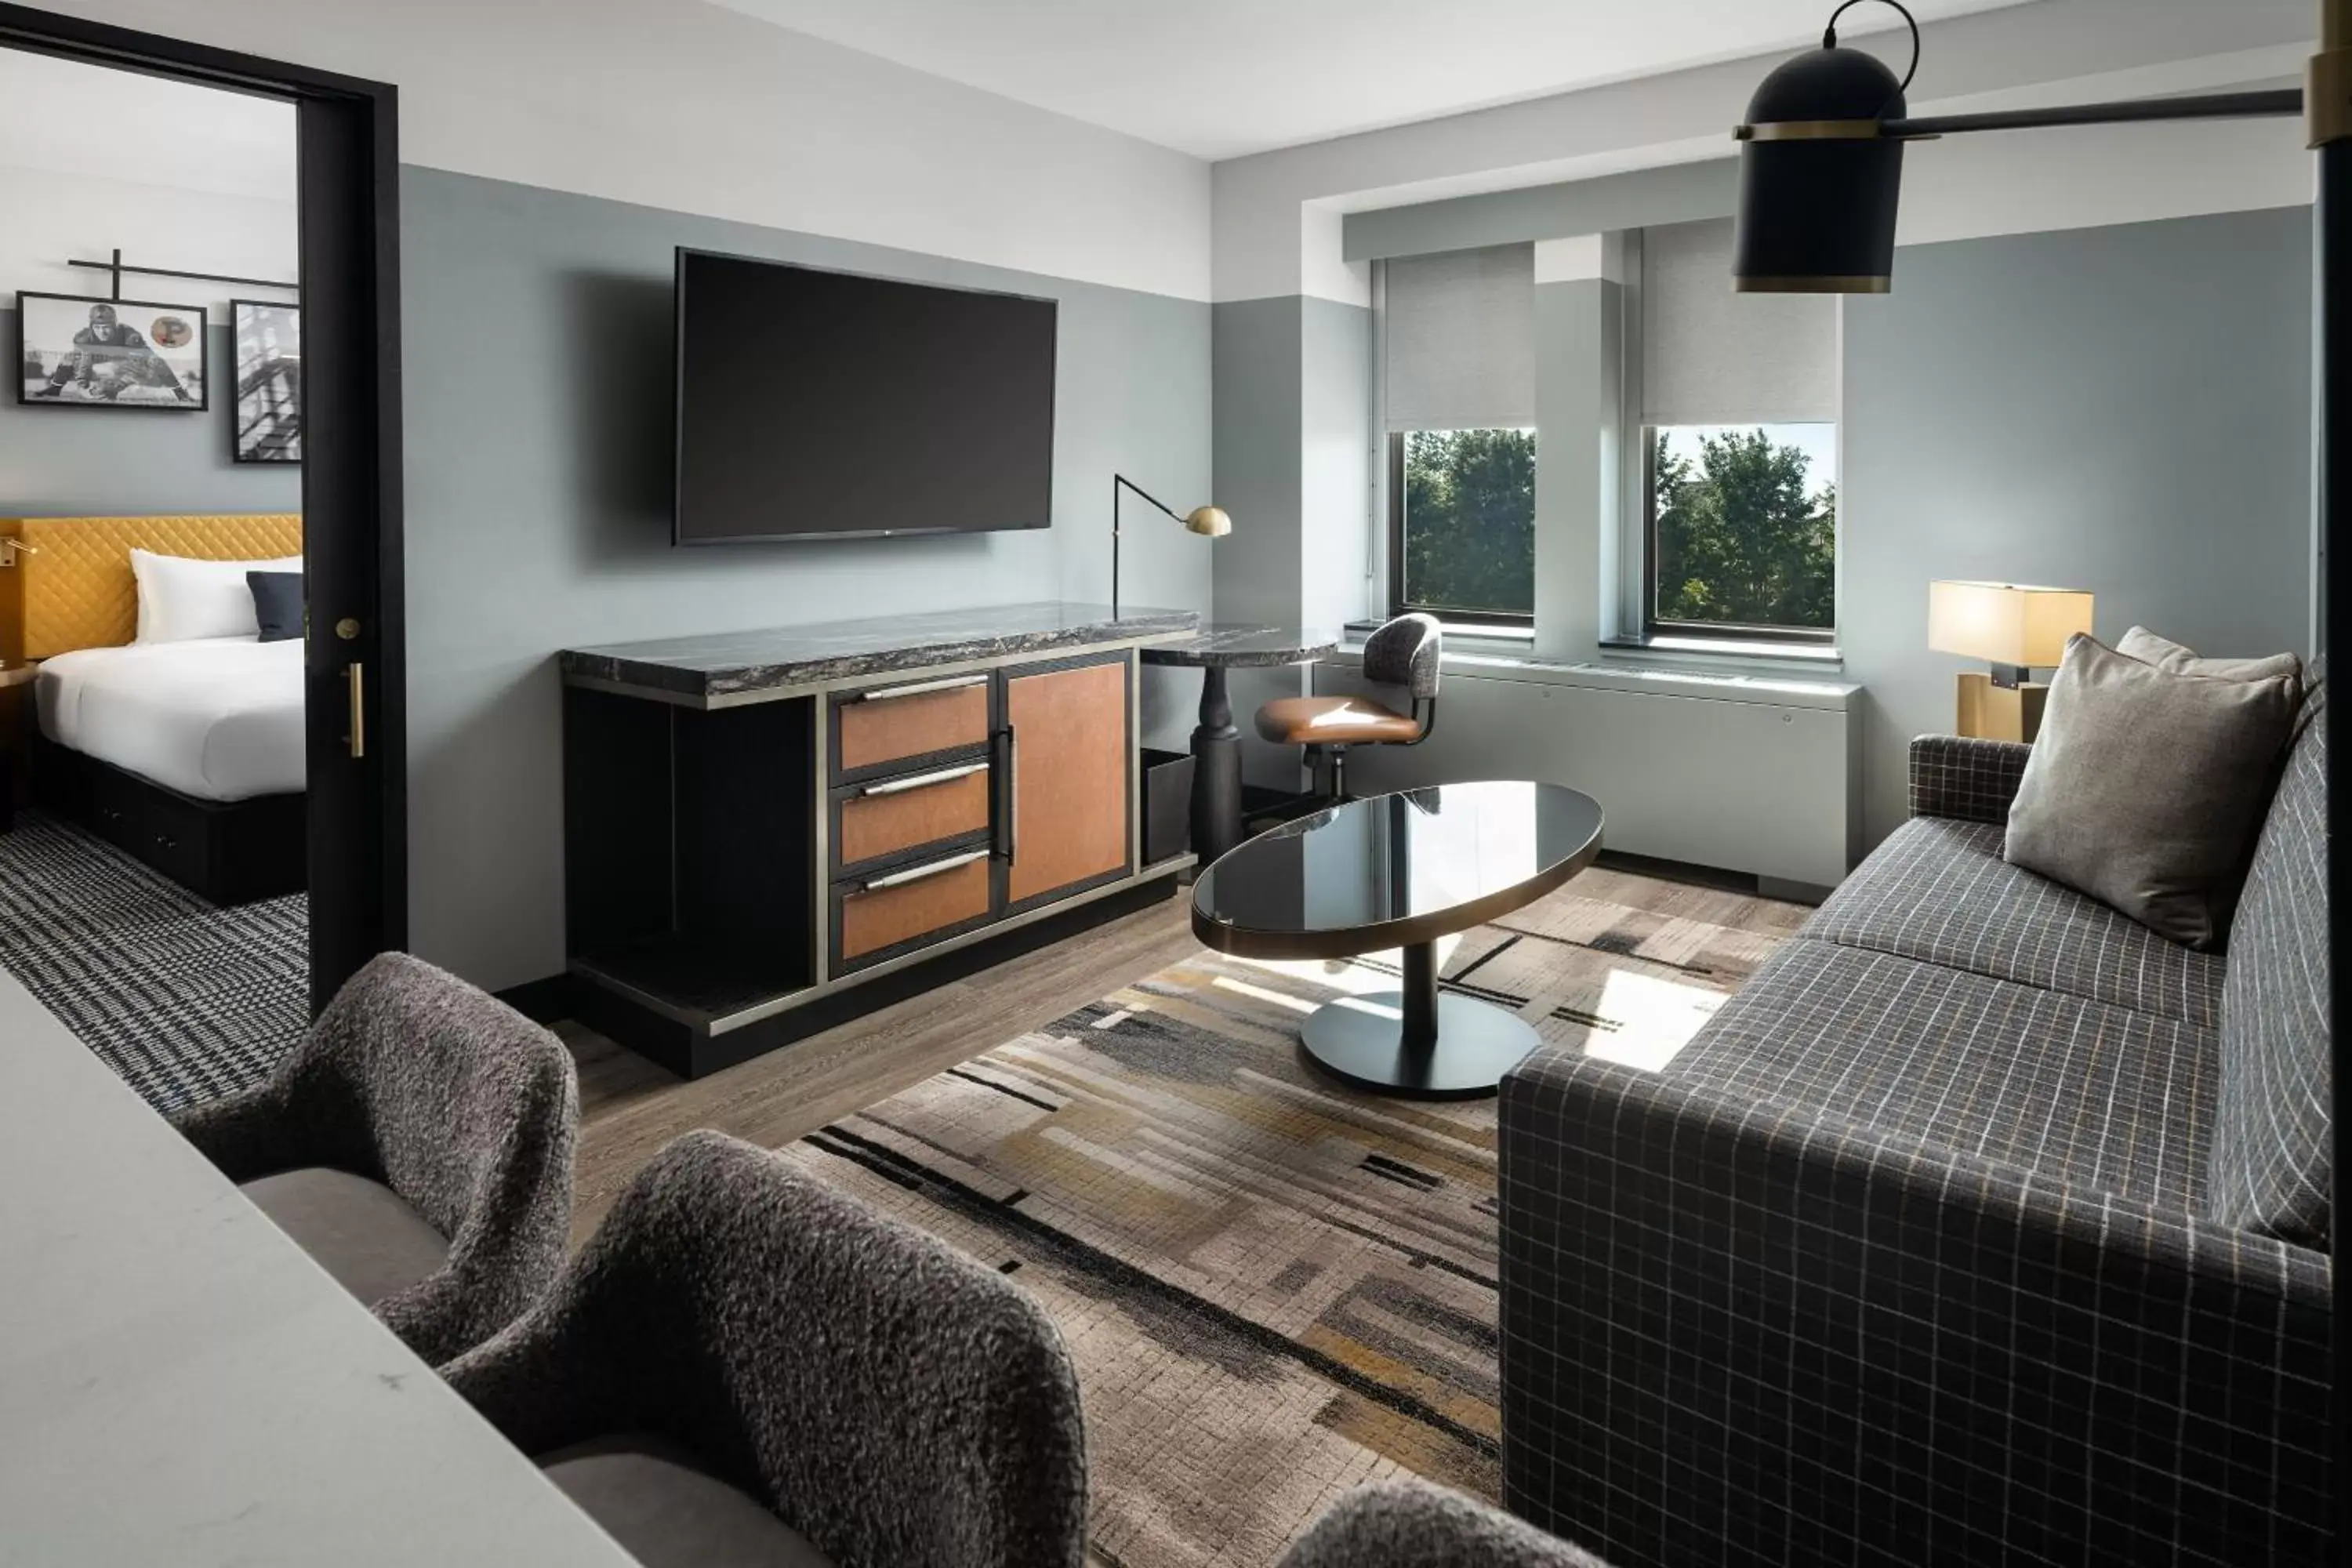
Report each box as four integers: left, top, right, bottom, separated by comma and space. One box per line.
999, 724, 1019, 865
345, 662, 365, 760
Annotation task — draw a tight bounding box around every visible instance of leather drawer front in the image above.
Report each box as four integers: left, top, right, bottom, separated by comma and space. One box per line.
834, 680, 989, 778
836, 768, 991, 870
836, 855, 993, 967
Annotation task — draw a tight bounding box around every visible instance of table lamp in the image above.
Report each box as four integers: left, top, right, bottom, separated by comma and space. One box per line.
1112, 474, 1229, 618
1927, 580, 2094, 743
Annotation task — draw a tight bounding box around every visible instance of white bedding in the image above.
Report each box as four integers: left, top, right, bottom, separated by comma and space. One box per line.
37, 637, 306, 802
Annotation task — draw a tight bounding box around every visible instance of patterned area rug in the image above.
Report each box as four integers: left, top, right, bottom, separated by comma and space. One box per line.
782, 863, 1806, 1568
0, 809, 307, 1113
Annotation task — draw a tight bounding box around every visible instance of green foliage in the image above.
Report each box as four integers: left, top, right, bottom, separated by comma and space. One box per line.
1400, 428, 1535, 617
1651, 428, 1834, 630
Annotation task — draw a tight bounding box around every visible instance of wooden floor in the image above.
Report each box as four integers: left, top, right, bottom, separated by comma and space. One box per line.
564, 889, 1203, 1246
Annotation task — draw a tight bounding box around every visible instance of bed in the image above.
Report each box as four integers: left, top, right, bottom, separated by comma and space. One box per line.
2, 514, 307, 903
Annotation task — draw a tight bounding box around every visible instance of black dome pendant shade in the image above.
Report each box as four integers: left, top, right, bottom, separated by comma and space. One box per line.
1733, 1, 1917, 293
1728, 1, 2301, 296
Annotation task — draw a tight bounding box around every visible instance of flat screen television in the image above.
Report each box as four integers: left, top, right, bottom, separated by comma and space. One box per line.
673, 248, 1058, 544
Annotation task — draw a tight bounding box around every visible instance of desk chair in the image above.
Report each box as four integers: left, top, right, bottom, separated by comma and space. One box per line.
1254, 612, 1441, 802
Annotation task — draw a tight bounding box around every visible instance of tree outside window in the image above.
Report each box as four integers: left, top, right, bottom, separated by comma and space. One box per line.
1648, 424, 1835, 636
1395, 427, 1536, 621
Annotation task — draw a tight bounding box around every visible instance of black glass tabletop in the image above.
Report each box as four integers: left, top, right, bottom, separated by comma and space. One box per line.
1191, 781, 1604, 960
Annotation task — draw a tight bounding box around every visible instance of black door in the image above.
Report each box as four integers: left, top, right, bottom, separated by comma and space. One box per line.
0, 5, 408, 1014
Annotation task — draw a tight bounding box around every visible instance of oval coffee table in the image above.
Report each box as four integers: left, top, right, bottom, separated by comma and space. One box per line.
1190, 781, 1603, 1098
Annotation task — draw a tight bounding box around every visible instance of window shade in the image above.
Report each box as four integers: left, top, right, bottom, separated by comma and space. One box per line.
1383, 242, 1534, 431
1641, 217, 1836, 426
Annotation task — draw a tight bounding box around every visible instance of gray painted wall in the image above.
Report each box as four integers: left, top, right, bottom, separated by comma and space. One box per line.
0, 318, 302, 515
1210, 292, 1373, 787
400, 168, 1211, 990
1843, 205, 2314, 848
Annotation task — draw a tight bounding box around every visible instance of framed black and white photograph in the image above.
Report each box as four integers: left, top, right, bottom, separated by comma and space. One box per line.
231, 297, 301, 463
16, 291, 208, 409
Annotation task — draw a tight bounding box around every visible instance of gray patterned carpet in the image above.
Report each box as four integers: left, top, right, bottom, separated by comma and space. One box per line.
785, 863, 1808, 1567
0, 809, 307, 1112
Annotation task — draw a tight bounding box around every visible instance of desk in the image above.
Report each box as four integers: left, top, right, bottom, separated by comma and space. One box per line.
0, 969, 637, 1567
1141, 625, 1339, 867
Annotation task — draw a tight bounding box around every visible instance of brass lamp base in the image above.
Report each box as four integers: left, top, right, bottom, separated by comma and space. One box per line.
1955, 671, 2049, 742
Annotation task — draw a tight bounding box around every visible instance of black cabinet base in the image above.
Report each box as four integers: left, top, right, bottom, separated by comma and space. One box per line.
572, 869, 1181, 1080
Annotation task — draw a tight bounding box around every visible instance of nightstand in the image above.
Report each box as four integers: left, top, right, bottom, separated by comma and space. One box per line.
0, 662, 33, 833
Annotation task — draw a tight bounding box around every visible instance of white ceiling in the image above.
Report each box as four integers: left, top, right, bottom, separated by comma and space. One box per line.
0, 48, 295, 201
710, 0, 2037, 160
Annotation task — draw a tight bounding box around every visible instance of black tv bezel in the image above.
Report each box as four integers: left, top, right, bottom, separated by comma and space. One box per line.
670, 246, 1060, 547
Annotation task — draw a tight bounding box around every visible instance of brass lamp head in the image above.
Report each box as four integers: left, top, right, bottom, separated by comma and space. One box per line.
1184, 505, 1232, 538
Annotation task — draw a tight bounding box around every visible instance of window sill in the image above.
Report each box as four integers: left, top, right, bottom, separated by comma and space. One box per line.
1598, 633, 1842, 666
1346, 619, 1535, 647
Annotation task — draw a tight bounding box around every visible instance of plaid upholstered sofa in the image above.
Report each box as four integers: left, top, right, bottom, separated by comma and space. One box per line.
1497, 690, 2333, 1566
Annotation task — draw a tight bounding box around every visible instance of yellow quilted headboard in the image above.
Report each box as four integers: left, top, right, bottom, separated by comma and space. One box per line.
0, 514, 303, 660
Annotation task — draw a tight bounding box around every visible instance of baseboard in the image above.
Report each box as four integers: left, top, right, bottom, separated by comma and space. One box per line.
495, 972, 579, 1024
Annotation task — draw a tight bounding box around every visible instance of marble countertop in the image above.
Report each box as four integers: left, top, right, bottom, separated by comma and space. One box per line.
1138, 623, 1342, 668
563, 601, 1200, 702
0, 969, 637, 1568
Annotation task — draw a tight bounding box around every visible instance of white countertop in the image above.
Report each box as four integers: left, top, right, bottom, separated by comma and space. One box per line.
0, 968, 638, 1567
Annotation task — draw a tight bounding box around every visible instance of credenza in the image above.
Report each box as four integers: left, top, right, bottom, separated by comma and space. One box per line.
557, 601, 1197, 1076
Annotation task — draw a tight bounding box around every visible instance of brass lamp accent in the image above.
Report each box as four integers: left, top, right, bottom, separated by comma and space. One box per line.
1927, 580, 2094, 743
1112, 474, 1229, 617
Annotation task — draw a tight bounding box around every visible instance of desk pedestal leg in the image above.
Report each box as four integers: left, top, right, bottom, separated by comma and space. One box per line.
1299, 939, 1540, 1099
1189, 665, 1243, 867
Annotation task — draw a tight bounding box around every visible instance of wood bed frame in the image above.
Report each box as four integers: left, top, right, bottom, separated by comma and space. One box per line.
1, 514, 307, 906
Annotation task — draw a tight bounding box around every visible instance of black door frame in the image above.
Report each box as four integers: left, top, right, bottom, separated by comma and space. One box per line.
0, 5, 405, 1012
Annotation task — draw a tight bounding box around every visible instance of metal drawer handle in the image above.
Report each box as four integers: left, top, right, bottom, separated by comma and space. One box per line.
859, 761, 989, 798
856, 848, 989, 895
853, 673, 987, 703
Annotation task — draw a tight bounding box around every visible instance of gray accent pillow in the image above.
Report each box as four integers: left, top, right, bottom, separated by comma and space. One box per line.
2005, 633, 2299, 949
2115, 625, 2301, 684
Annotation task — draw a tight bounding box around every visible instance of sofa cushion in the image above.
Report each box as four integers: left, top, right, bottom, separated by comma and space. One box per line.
1807, 817, 2223, 1027
241, 1167, 450, 1307
2207, 698, 2332, 1249
1665, 940, 2217, 1207
2005, 633, 2300, 949
542, 1432, 831, 1568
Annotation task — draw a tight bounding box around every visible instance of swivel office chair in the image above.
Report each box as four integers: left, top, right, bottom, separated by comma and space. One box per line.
1254, 612, 1440, 802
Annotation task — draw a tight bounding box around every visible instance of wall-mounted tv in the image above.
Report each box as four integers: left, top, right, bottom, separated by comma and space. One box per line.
673, 249, 1058, 545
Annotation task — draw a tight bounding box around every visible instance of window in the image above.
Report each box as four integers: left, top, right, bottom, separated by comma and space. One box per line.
1633, 219, 1838, 644
1379, 244, 1534, 628
1391, 427, 1536, 621
1645, 423, 1835, 640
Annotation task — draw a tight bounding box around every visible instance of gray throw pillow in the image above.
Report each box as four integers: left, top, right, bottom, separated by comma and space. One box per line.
2005, 633, 2299, 949
2115, 625, 2302, 684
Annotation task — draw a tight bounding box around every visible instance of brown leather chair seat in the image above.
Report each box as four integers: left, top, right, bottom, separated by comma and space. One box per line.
1255, 695, 1424, 746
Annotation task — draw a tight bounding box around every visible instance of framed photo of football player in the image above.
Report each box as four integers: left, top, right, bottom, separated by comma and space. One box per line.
17, 292, 208, 409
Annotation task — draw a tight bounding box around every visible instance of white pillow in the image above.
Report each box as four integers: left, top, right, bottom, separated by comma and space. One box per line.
131, 549, 304, 644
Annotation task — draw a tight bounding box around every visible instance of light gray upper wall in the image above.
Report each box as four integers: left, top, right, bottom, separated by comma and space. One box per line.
1843, 204, 2314, 848
401, 167, 1210, 991
1341, 161, 1736, 263
0, 320, 301, 515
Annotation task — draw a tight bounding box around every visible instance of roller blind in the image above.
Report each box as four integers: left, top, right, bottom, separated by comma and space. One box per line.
1383, 242, 1534, 432
1641, 217, 1836, 426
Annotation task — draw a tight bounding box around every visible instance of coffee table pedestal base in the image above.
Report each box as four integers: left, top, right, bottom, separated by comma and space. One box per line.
1301, 992, 1540, 1098
1298, 942, 1538, 1099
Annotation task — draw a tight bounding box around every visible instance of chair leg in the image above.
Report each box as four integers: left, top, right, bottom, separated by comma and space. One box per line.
1330, 748, 1349, 804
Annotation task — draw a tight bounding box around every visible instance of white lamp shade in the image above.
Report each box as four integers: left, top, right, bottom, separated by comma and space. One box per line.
1927, 581, 2095, 667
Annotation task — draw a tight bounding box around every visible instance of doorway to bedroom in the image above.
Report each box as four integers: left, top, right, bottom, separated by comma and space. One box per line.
0, 23, 403, 1116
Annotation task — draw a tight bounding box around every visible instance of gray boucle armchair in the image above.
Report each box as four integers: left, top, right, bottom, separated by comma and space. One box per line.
441, 1128, 1089, 1568
1279, 1480, 1612, 1568
171, 950, 578, 1365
